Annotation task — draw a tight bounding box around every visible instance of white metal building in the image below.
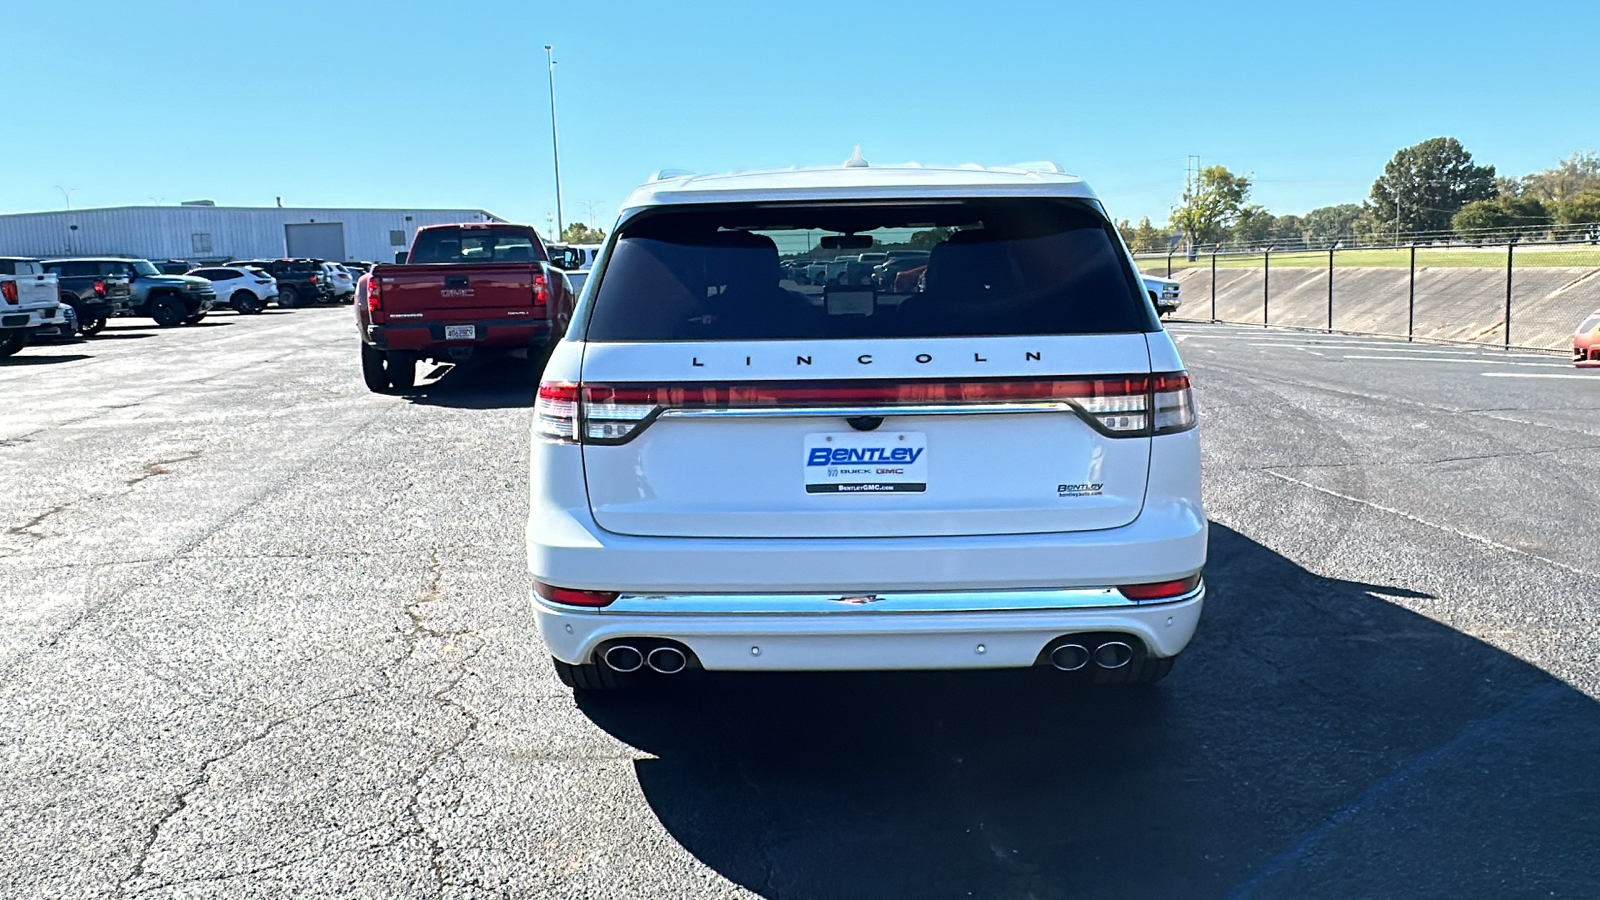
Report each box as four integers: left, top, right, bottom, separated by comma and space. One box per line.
0, 204, 509, 264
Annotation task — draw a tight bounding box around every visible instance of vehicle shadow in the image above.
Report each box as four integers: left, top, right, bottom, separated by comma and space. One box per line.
1, 353, 92, 366
82, 333, 156, 341
399, 357, 540, 410
578, 523, 1600, 899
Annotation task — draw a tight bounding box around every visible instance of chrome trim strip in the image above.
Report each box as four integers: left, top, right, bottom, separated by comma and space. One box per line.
573, 584, 1204, 616
660, 402, 1075, 419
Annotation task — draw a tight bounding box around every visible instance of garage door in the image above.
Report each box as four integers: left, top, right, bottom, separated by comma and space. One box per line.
285, 222, 346, 260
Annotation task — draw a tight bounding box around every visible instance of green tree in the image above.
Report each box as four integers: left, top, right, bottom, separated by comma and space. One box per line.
1228, 205, 1274, 245
1368, 137, 1496, 237
1116, 216, 1168, 252
1555, 190, 1600, 226
1270, 214, 1304, 244
1171, 165, 1252, 247
908, 227, 952, 249
1517, 151, 1600, 203
560, 222, 606, 243
1451, 196, 1550, 239
1299, 204, 1365, 245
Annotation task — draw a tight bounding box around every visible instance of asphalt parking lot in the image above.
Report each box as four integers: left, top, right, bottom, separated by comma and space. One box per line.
3, 311, 1599, 899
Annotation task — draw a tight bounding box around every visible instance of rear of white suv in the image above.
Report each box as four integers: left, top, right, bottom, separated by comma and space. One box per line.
528, 163, 1205, 690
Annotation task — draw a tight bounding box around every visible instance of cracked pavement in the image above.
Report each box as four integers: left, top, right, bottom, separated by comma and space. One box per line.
2, 313, 1599, 899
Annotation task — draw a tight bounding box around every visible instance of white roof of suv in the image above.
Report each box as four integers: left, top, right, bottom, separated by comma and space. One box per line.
621, 161, 1097, 211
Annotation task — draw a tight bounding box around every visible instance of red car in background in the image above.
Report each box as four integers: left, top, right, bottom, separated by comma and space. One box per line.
893, 264, 927, 294
356, 223, 574, 392
1576, 309, 1600, 367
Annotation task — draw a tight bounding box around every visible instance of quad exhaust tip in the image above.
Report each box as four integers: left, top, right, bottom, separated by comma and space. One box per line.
603, 644, 644, 673
1050, 643, 1091, 671
647, 646, 688, 675
1093, 641, 1133, 669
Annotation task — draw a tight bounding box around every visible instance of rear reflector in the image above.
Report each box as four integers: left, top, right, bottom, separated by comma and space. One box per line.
534, 581, 619, 608
535, 374, 1197, 445
1117, 573, 1202, 601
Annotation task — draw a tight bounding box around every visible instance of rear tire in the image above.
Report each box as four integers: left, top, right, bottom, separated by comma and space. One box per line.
1091, 653, 1176, 686
80, 315, 106, 336
552, 657, 639, 691
150, 295, 187, 327
0, 330, 26, 358
232, 291, 260, 315
386, 350, 417, 391
360, 343, 389, 393
277, 287, 300, 309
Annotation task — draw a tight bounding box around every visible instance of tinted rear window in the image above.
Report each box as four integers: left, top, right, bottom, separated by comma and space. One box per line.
409, 227, 545, 264
584, 199, 1153, 342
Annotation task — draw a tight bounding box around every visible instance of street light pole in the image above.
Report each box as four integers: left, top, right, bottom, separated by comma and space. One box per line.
55, 185, 75, 211
543, 45, 564, 241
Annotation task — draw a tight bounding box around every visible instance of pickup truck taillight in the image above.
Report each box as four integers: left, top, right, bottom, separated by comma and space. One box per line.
533, 271, 549, 305
93, 279, 107, 296
1, 282, 16, 303
366, 278, 381, 311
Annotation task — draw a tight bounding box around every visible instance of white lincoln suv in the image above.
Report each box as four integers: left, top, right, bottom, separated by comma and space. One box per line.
527, 161, 1206, 690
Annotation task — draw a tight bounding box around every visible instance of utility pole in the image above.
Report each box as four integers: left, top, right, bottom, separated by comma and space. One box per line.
1185, 155, 1200, 258
543, 45, 564, 241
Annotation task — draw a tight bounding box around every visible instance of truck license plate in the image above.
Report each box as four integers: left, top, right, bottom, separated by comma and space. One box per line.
445, 325, 476, 340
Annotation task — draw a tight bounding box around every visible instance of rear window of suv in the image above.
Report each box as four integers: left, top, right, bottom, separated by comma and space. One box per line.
583, 199, 1155, 341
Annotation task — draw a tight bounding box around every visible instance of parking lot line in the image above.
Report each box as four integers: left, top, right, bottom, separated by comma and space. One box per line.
1480, 372, 1599, 379
1342, 355, 1571, 368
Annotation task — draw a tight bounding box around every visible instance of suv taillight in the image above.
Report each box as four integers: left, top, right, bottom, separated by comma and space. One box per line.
535, 374, 1198, 446
535, 382, 580, 442
93, 279, 107, 296
1, 282, 15, 303
1152, 373, 1197, 435
366, 277, 381, 311
533, 271, 549, 305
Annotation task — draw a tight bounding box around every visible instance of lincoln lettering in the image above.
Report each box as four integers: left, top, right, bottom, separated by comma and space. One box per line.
807, 447, 925, 466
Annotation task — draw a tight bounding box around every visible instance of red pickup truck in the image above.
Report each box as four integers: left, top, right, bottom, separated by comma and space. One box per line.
356, 223, 574, 392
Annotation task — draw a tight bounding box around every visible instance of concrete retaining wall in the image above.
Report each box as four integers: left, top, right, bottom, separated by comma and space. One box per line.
1148, 265, 1600, 351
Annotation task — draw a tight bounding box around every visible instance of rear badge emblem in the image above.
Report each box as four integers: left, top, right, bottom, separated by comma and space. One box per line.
830, 594, 884, 605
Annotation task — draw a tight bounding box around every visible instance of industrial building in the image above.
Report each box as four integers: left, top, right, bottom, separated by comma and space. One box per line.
0, 203, 508, 265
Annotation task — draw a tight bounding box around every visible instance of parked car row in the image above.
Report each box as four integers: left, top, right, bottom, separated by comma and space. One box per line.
0, 252, 369, 358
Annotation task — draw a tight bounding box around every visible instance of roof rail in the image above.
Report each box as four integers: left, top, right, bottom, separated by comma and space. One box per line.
648, 168, 695, 182
1005, 161, 1067, 175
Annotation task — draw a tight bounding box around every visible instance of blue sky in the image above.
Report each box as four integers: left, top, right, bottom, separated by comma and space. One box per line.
6, 0, 1595, 232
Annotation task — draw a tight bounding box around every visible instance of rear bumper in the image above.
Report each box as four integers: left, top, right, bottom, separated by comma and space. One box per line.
535, 585, 1205, 669
2, 307, 62, 329
367, 320, 552, 352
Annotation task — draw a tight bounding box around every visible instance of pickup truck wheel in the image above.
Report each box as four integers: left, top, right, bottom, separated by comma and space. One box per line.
552, 657, 639, 691
232, 291, 260, 315
277, 287, 300, 309
360, 343, 389, 392
386, 350, 418, 391
80, 316, 106, 336
0, 330, 26, 358
150, 295, 187, 327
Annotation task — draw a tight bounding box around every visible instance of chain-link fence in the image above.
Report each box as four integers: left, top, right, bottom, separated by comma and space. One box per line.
1135, 241, 1600, 353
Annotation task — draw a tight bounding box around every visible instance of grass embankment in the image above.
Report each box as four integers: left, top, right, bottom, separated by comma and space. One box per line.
1136, 245, 1600, 272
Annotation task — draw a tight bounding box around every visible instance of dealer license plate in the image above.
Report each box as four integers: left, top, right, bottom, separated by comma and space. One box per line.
804, 432, 927, 494
444, 325, 475, 340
